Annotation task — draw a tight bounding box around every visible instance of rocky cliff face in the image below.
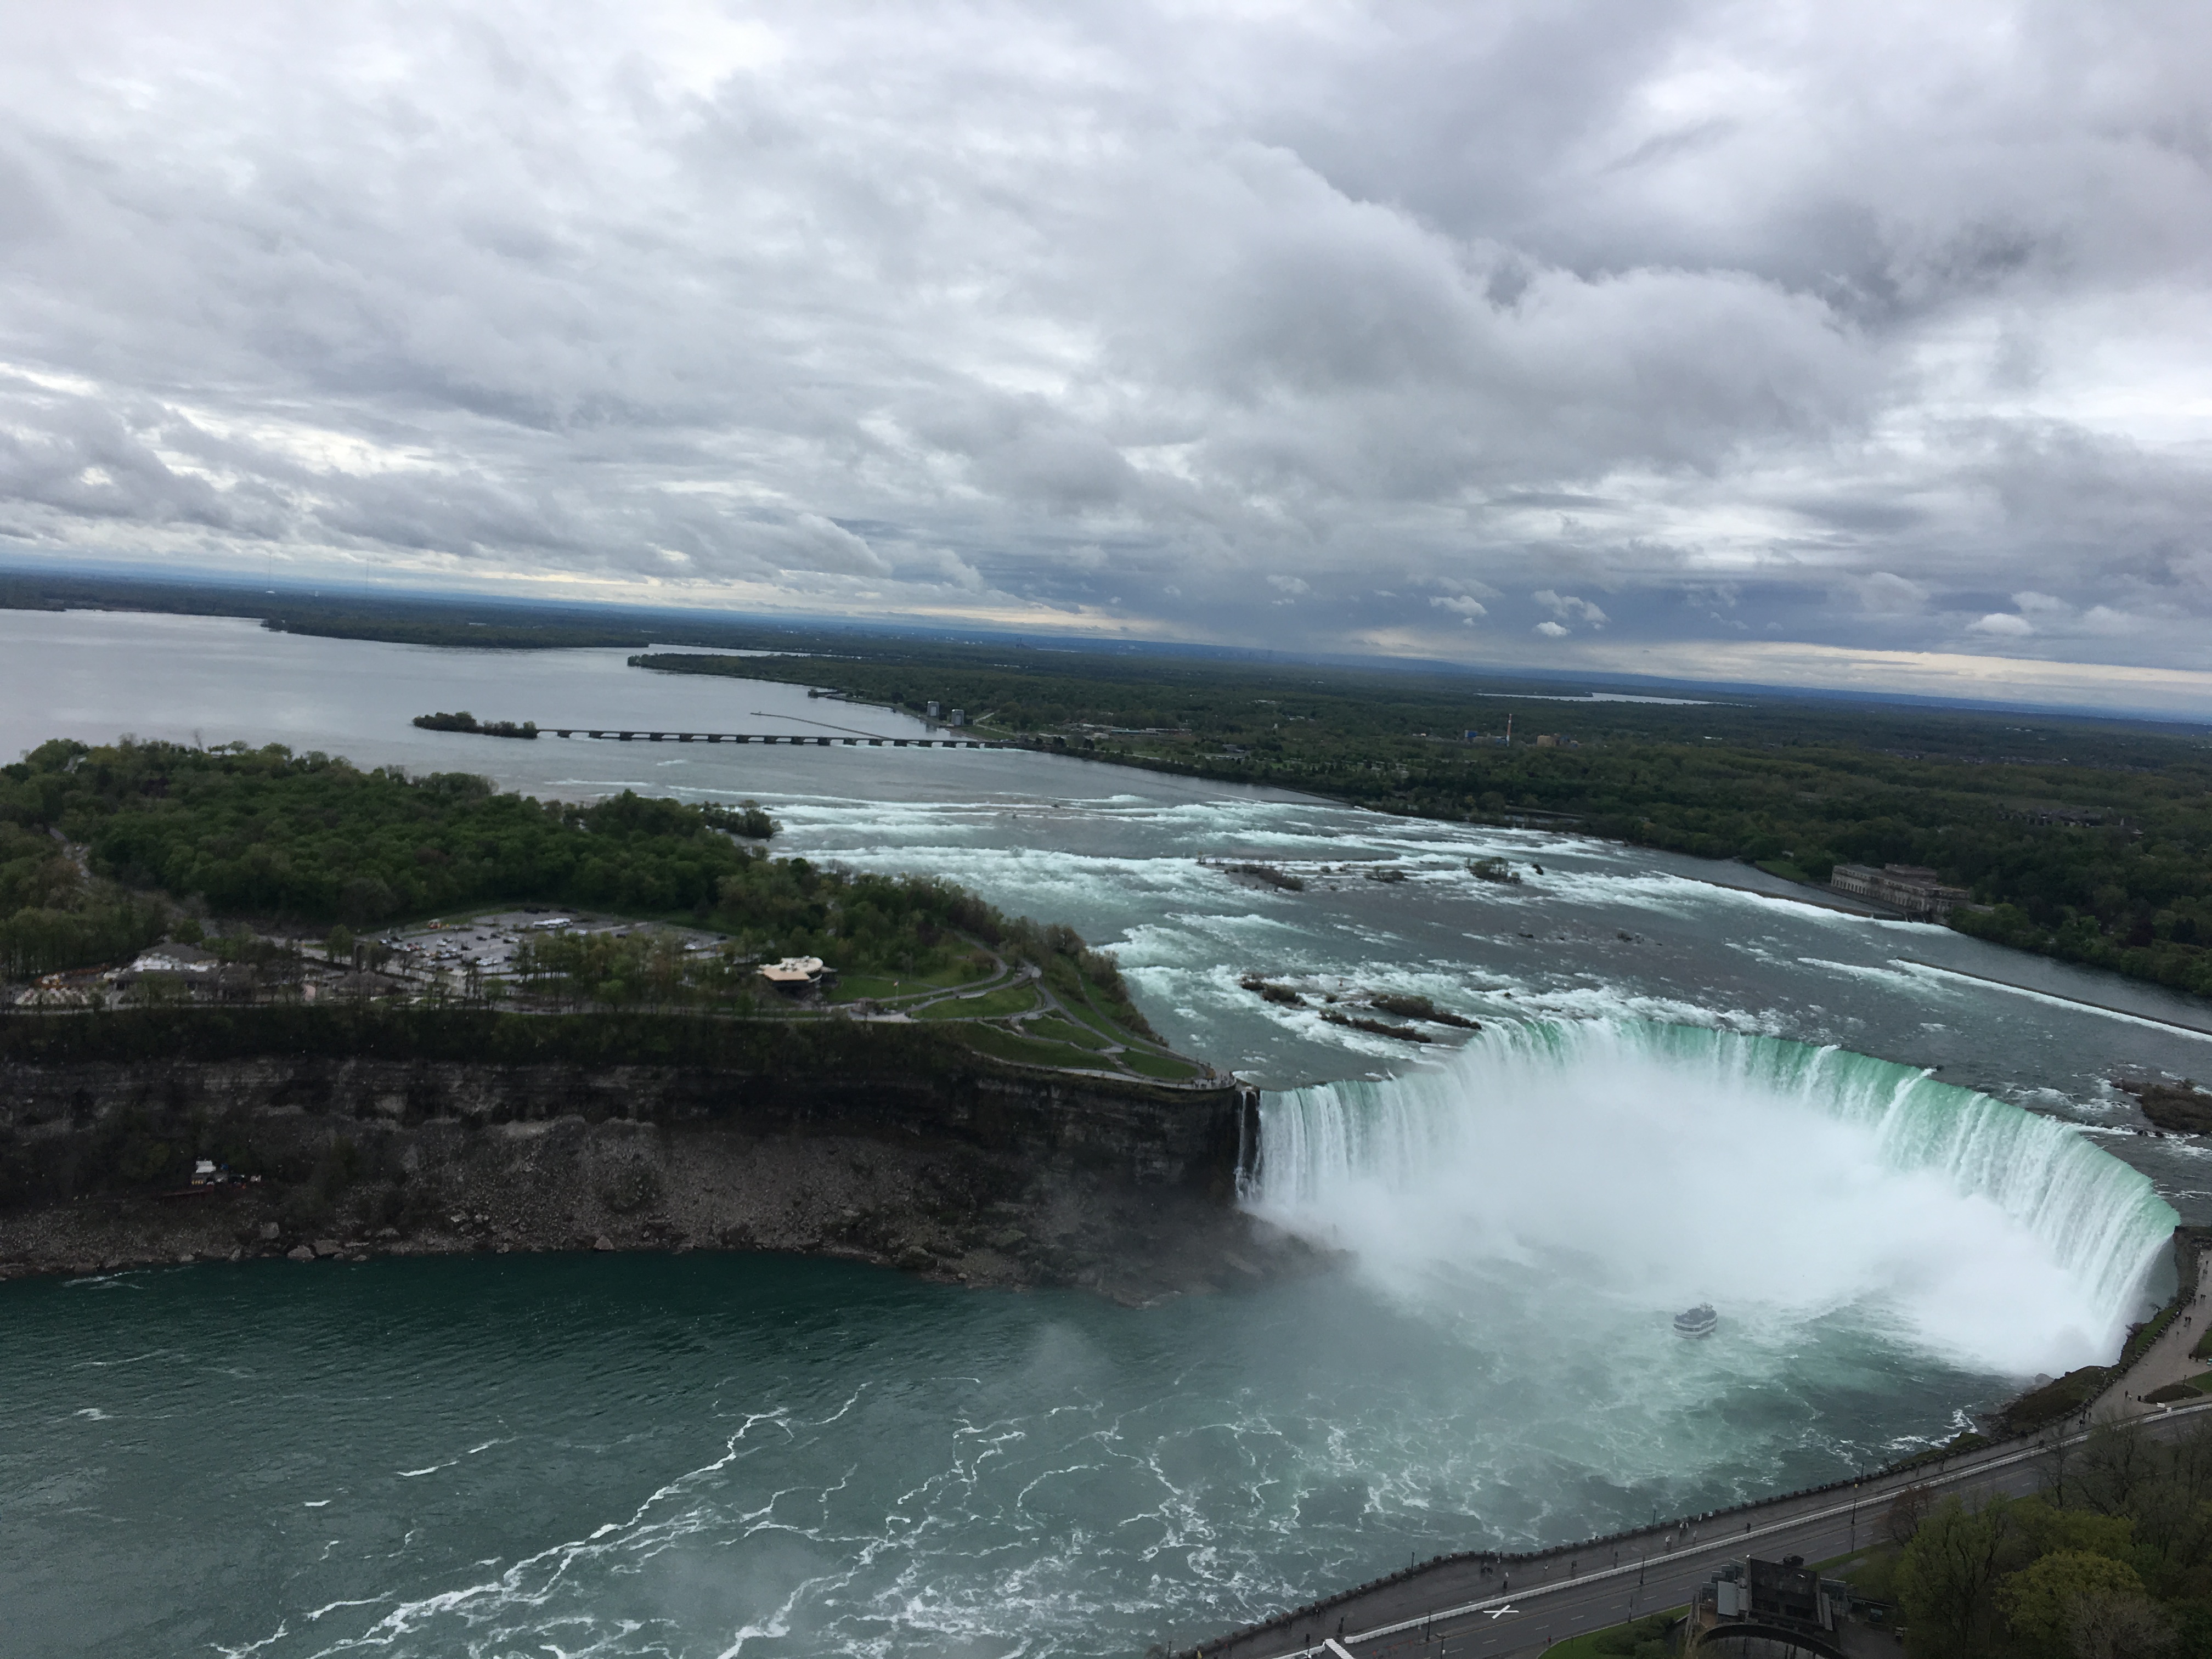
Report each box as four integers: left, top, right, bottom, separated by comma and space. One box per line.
0, 1053, 1294, 1297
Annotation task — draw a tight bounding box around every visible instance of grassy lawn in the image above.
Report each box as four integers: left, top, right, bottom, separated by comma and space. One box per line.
1120, 1048, 1204, 1081
1025, 1015, 1113, 1050
1056, 996, 1129, 1044
915, 983, 1042, 1020
1537, 1610, 1684, 1659
1064, 982, 1163, 1047
826, 974, 905, 1002
828, 960, 1000, 1003
958, 1025, 1110, 1070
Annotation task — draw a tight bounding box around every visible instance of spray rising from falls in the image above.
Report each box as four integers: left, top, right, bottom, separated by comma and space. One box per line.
1248, 1020, 2176, 1378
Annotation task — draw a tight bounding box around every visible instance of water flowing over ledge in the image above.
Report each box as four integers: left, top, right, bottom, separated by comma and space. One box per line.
1247, 1019, 2175, 1376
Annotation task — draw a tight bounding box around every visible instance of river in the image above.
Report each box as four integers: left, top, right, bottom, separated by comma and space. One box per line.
2, 608, 2205, 1657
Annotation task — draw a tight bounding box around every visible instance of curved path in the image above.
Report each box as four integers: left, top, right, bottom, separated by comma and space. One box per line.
840, 945, 1220, 1084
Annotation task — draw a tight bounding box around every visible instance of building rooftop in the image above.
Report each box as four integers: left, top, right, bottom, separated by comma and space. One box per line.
758, 956, 828, 985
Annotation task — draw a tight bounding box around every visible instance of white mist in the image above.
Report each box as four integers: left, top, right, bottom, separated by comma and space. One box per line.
1249, 1022, 2174, 1379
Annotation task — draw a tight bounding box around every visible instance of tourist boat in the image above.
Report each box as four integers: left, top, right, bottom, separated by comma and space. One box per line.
1674, 1303, 1718, 1338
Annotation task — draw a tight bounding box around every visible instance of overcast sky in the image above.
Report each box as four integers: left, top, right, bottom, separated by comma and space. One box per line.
3, 2, 2210, 708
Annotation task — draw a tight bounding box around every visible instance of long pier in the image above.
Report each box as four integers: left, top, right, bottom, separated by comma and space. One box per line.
548, 728, 1011, 749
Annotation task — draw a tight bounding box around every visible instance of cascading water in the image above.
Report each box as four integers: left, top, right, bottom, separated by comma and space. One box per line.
1247, 1020, 2176, 1378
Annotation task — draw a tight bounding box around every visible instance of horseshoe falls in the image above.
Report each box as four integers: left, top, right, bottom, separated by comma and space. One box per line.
5, 627, 2209, 1659
1249, 1020, 2176, 1378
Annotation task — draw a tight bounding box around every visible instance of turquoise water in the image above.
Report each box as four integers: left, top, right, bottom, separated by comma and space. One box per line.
3, 1250, 2017, 1658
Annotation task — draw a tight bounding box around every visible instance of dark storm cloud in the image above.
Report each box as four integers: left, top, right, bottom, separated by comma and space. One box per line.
2, 1, 2210, 695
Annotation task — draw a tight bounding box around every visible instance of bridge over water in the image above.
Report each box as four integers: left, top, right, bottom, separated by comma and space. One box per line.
548, 727, 1013, 749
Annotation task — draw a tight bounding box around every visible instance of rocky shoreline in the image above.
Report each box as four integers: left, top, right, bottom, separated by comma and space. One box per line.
0, 1119, 1317, 1302
0, 1047, 1319, 1302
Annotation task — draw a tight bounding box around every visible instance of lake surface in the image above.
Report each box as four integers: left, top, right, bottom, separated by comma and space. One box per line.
3, 608, 2207, 1657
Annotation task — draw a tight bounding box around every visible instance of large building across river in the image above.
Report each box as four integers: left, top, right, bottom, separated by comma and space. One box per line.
1828, 862, 1971, 919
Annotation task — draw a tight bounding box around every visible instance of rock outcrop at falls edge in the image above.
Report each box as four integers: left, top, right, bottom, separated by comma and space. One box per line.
0, 1008, 1294, 1298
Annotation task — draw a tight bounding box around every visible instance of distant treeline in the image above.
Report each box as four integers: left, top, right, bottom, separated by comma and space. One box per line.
634, 646, 2212, 1003
11, 568, 2212, 1002
0, 740, 1147, 1034
0, 567, 823, 652
412, 711, 539, 739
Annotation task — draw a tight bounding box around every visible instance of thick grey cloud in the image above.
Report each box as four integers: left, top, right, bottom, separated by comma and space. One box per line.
3, 1, 2210, 700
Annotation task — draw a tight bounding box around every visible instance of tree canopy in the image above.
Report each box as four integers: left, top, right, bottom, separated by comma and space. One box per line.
0, 738, 1135, 1025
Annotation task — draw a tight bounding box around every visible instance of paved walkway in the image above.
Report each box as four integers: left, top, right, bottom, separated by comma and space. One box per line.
2097, 1265, 2212, 1419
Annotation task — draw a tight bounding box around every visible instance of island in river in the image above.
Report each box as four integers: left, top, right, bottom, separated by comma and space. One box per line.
0, 735, 1297, 1293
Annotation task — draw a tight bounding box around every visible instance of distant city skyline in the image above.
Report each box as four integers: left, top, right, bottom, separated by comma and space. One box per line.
3, 2, 2209, 711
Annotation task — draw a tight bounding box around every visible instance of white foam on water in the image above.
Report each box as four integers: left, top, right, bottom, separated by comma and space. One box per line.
1487, 984, 1793, 1034
1895, 960, 2212, 1045
1250, 1020, 2175, 1379
1795, 957, 1945, 992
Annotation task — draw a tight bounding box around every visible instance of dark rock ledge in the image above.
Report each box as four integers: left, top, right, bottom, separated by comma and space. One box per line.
0, 1048, 1321, 1300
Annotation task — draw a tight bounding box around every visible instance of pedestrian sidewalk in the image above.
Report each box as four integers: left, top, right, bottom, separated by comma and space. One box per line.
2099, 1259, 2212, 1420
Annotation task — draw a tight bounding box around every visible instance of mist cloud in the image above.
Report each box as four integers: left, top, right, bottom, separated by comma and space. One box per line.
1, 2, 2209, 697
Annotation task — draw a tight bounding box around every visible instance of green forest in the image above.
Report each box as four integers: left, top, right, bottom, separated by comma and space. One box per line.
1859, 1420, 2212, 1659
633, 644, 2212, 1002
0, 739, 1148, 1036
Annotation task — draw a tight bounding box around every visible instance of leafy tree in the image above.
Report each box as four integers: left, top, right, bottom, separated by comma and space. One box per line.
2068, 1590, 2173, 1659
1891, 1484, 1937, 1545
2006, 1498, 2140, 1567
2081, 1423, 2171, 1520
1999, 1552, 2148, 1658
1898, 1495, 2015, 1657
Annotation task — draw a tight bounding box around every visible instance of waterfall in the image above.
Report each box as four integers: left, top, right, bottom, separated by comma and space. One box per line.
1248, 1020, 2176, 1376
